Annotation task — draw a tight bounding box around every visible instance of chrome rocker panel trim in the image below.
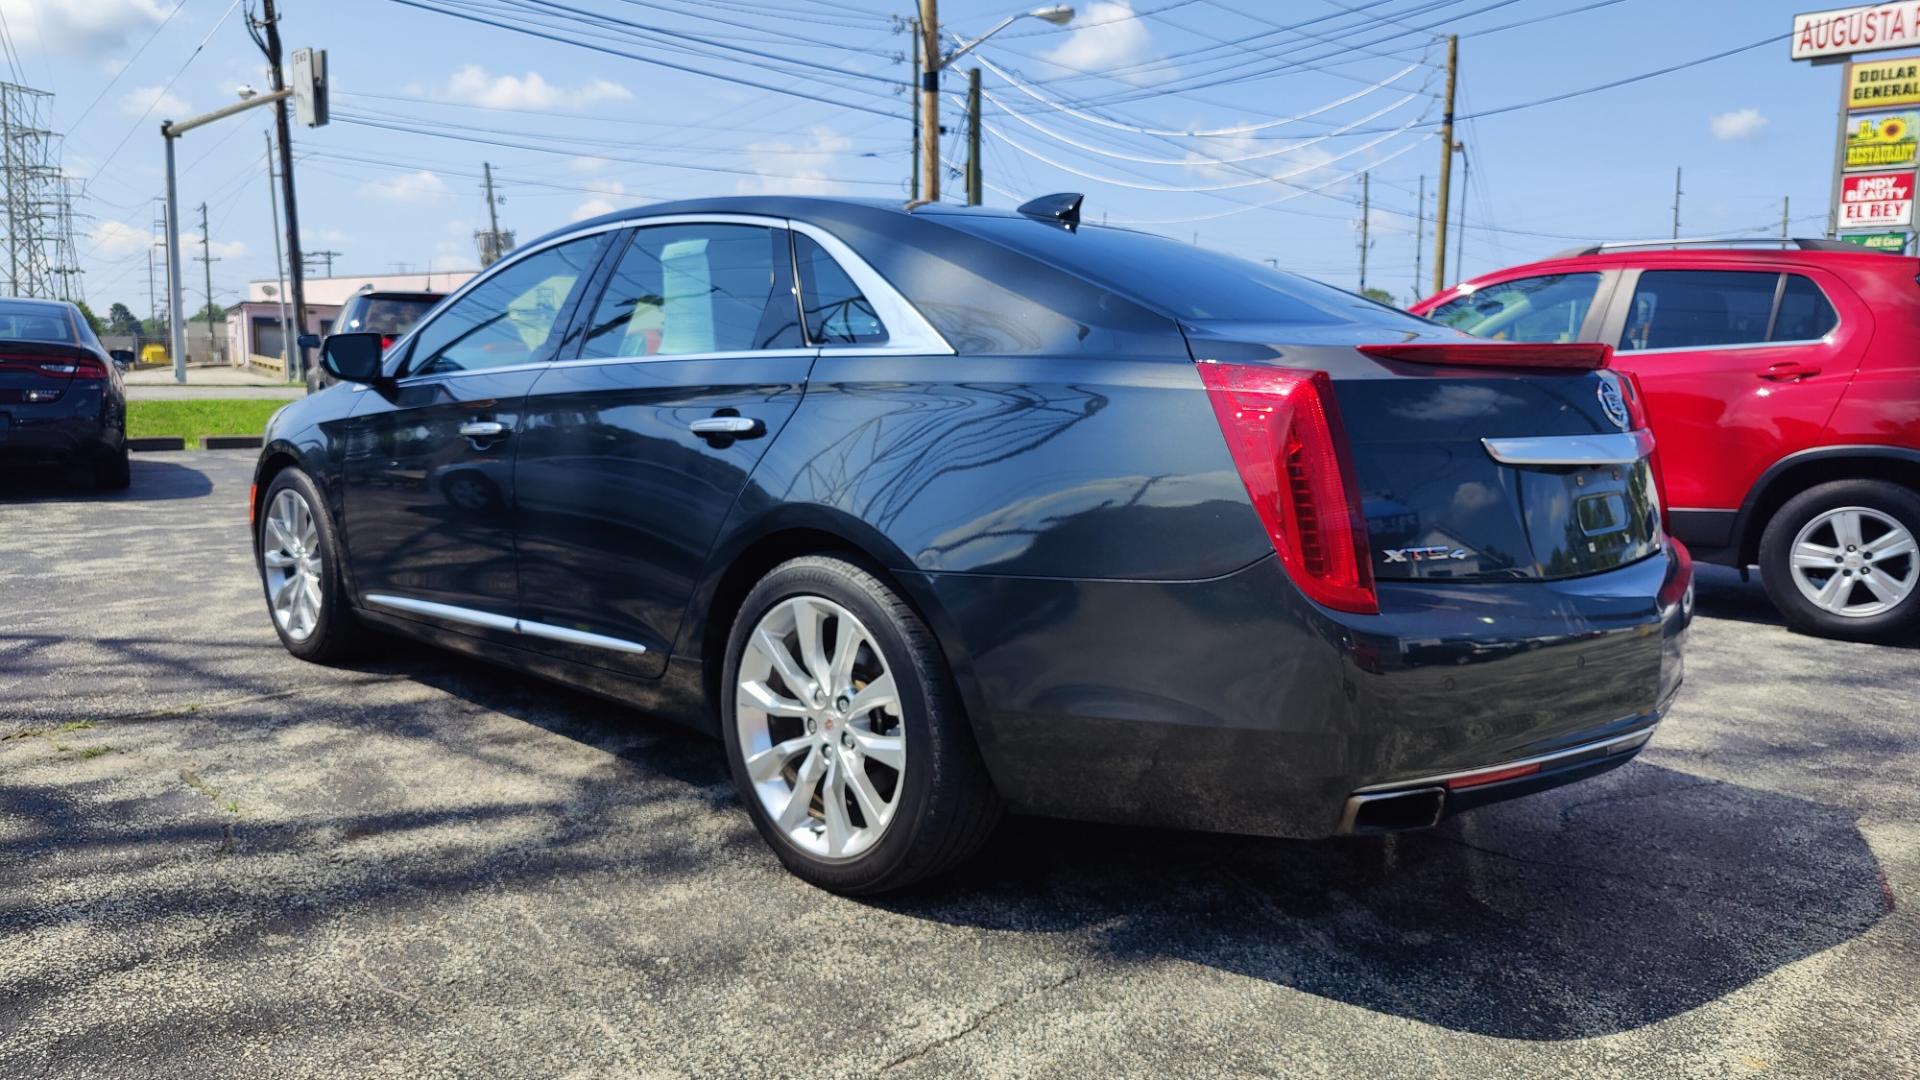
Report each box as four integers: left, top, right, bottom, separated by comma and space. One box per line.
364, 594, 649, 655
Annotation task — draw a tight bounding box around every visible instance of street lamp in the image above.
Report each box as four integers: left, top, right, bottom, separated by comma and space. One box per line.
918, 3, 1073, 202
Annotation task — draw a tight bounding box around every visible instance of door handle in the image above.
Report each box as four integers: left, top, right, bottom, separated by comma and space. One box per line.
459, 420, 510, 439
1758, 361, 1820, 381
689, 416, 764, 438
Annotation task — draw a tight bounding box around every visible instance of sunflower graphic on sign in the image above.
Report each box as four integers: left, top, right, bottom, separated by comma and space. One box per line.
1848, 110, 1920, 170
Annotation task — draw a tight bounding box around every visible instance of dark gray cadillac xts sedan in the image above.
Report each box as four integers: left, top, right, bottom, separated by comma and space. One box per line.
253, 194, 1690, 893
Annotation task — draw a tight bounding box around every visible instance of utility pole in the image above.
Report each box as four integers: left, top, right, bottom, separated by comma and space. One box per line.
1413, 174, 1425, 301
1671, 166, 1683, 239
1431, 34, 1457, 295
1781, 195, 1790, 240
910, 17, 921, 201
258, 0, 309, 388
195, 201, 218, 331
302, 250, 341, 277
265, 130, 293, 380
918, 0, 940, 202
483, 162, 502, 249
965, 67, 982, 205
164, 132, 185, 379
1357, 171, 1371, 293
1454, 144, 1468, 283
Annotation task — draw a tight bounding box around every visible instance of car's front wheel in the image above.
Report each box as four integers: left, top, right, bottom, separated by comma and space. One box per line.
258, 467, 362, 662
720, 555, 1000, 894
1759, 479, 1920, 641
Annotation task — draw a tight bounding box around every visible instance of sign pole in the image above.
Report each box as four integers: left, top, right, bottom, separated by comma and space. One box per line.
1829, 58, 1854, 238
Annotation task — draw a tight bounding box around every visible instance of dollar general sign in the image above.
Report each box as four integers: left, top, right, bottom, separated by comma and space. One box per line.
1851, 58, 1920, 107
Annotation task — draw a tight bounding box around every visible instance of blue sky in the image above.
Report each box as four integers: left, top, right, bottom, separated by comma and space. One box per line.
5, 0, 1853, 314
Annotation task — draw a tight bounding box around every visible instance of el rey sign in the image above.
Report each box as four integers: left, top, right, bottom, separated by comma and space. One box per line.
1794, 3, 1920, 60
1840, 170, 1916, 226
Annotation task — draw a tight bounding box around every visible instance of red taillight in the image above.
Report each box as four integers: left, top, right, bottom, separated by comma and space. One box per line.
1198, 362, 1377, 614
1615, 369, 1668, 530
1357, 342, 1613, 370
1659, 537, 1693, 612
1445, 762, 1541, 790
68, 356, 109, 380
380, 334, 396, 351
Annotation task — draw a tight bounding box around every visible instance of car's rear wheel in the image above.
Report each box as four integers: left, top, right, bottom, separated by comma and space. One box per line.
94, 446, 130, 490
720, 555, 1000, 894
1760, 479, 1920, 641
259, 467, 362, 662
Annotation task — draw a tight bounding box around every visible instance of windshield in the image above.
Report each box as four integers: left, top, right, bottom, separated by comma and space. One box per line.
344, 296, 439, 335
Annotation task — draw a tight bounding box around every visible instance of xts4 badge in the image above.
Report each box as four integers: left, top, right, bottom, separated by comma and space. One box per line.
1382, 546, 1470, 564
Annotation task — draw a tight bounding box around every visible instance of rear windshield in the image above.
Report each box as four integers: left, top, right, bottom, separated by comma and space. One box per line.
0, 302, 73, 342
948, 216, 1429, 328
342, 296, 438, 334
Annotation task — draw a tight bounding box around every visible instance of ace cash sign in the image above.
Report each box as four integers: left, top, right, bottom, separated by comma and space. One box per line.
1841, 170, 1916, 227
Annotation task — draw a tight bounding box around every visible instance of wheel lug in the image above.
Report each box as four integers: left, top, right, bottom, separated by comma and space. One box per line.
805, 717, 817, 733
1844, 570, 1854, 577
1848, 545, 1857, 552
835, 696, 850, 712
841, 731, 854, 749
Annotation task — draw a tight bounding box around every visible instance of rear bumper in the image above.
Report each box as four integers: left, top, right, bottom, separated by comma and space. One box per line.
0, 392, 118, 466
901, 544, 1689, 839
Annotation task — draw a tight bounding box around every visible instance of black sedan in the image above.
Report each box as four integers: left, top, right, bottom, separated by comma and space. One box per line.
251, 195, 1690, 893
0, 297, 129, 489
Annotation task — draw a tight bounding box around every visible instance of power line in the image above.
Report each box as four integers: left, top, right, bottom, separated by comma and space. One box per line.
63, 0, 192, 137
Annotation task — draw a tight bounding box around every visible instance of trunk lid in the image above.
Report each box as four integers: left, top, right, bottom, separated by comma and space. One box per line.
0, 341, 91, 407
1182, 321, 1663, 585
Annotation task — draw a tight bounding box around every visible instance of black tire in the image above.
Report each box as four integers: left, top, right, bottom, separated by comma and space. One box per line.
719, 555, 1001, 894
257, 466, 364, 662
93, 446, 130, 490
1759, 478, 1920, 642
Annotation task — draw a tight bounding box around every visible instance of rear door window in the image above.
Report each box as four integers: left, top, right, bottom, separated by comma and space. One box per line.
1427, 273, 1601, 343
1618, 270, 1780, 351
1771, 274, 1839, 341
579, 224, 801, 358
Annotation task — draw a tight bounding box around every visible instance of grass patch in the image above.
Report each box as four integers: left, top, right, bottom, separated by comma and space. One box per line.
128, 399, 284, 447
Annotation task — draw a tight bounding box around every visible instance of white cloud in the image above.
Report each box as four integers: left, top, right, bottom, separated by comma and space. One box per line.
121, 84, 190, 118
1042, 2, 1160, 84
88, 219, 153, 258
0, 0, 168, 57
736, 126, 854, 196
570, 156, 612, 174
570, 181, 625, 222
1710, 108, 1768, 141
361, 170, 451, 202
437, 66, 632, 111
207, 239, 247, 260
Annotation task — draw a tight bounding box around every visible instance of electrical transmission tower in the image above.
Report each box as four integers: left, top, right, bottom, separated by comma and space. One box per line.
0, 81, 76, 300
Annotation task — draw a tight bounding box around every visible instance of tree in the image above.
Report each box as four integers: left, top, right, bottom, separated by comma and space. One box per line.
1360, 287, 1399, 308
73, 299, 105, 336
193, 301, 226, 324
106, 302, 141, 336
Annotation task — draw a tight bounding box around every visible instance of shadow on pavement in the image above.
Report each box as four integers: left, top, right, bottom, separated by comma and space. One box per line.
0, 458, 215, 502
1692, 564, 1919, 646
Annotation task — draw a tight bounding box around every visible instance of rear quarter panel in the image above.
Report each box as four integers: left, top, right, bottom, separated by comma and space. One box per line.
1822, 258, 1920, 450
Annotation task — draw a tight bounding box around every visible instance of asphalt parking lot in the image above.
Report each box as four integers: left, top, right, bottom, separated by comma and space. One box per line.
3, 450, 1917, 1079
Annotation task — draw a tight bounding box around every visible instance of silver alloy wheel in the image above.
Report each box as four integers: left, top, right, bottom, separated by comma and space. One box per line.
262, 488, 325, 641
1789, 505, 1919, 618
735, 595, 906, 860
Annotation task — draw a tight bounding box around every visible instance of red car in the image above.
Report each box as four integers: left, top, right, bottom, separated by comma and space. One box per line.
1414, 239, 1920, 640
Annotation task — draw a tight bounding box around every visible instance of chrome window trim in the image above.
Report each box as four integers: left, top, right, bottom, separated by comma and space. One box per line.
1614, 334, 1835, 358
551, 348, 818, 371
365, 593, 649, 655
785, 219, 953, 356
1482, 430, 1655, 466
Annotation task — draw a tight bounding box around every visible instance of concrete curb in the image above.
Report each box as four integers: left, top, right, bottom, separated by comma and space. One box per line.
127, 437, 185, 452
200, 435, 264, 450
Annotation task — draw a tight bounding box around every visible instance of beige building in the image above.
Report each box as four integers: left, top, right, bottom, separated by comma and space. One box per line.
225, 269, 478, 371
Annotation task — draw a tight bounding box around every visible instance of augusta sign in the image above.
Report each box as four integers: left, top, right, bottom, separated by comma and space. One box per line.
1794, 3, 1920, 61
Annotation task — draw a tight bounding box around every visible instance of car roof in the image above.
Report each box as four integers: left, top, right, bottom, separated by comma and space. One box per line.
349, 290, 443, 301
520, 195, 1054, 252
0, 296, 75, 312
1438, 244, 1920, 298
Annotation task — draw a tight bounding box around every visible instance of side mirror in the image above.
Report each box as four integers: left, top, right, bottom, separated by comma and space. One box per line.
320, 332, 387, 385
296, 333, 322, 350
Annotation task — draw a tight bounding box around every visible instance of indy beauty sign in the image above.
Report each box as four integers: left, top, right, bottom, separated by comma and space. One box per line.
1841, 171, 1916, 227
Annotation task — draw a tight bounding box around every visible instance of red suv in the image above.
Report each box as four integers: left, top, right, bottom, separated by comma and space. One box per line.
1413, 239, 1920, 640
